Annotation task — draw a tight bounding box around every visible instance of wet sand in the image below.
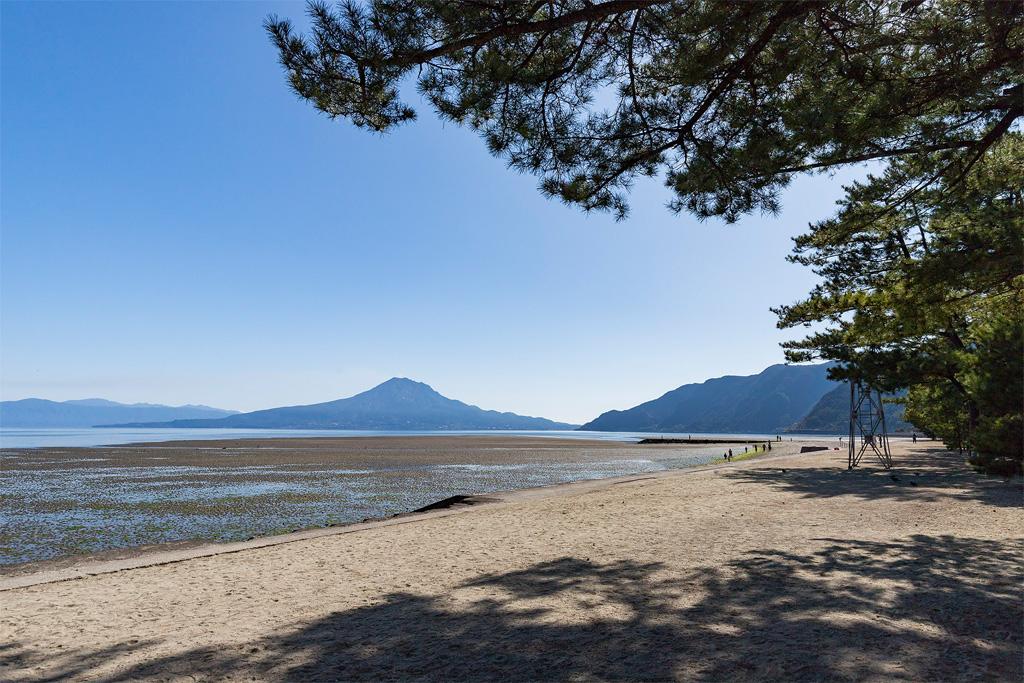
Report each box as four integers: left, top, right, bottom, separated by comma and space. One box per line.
2, 440, 1020, 681
4, 435, 655, 469
3, 436, 765, 568
2, 434, 813, 472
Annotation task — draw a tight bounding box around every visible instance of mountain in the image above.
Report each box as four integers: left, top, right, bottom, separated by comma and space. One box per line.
580, 363, 839, 433
108, 378, 576, 430
62, 398, 186, 408
786, 384, 917, 434
0, 398, 238, 428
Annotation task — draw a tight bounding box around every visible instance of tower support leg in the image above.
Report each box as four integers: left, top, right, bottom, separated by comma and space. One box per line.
848, 381, 893, 470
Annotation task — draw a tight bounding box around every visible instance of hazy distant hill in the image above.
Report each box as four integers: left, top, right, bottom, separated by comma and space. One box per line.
0, 398, 238, 428
786, 384, 916, 434
580, 363, 838, 433
110, 378, 576, 431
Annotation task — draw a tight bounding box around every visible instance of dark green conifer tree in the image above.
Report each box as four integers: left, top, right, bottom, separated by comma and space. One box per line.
774, 135, 1022, 474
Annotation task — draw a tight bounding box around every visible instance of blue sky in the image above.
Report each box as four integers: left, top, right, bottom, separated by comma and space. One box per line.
1, 1, 863, 423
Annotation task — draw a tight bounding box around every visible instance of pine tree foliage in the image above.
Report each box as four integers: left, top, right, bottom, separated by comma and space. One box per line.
775, 134, 1023, 474
267, 0, 1022, 220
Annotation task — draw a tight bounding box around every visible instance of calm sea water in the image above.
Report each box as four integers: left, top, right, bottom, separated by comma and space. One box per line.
0, 427, 831, 449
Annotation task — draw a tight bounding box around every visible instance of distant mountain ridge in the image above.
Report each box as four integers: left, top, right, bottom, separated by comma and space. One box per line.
580, 363, 840, 434
786, 384, 916, 434
0, 398, 238, 428
62, 398, 222, 409
7, 368, 919, 435
109, 378, 576, 431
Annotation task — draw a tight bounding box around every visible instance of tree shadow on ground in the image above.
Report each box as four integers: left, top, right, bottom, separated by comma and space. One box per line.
14, 534, 1019, 682
724, 448, 1022, 508
0, 639, 157, 683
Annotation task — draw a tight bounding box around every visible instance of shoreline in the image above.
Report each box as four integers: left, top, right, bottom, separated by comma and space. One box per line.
0, 426, 853, 451
0, 440, 806, 590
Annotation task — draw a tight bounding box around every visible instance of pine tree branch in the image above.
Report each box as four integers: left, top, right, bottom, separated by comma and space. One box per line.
578, 1, 818, 203
382, 0, 669, 68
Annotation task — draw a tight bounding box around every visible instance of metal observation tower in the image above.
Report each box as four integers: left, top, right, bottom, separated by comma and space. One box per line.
848, 381, 893, 470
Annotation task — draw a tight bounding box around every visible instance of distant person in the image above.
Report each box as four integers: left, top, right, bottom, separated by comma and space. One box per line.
744, 446, 748, 454
728, 449, 733, 461
767, 441, 772, 451
912, 433, 917, 443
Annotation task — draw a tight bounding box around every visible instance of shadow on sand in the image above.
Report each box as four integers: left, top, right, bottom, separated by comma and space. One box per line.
723, 448, 1022, 508
7, 532, 1020, 681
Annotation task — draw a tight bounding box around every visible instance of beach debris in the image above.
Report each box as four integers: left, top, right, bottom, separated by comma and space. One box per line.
408, 494, 501, 514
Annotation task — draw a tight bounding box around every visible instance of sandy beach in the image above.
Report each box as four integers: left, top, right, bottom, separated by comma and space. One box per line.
2, 440, 1020, 681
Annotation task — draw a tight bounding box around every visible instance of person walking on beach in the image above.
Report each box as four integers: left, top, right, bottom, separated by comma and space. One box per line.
728, 448, 733, 461
912, 433, 917, 443
767, 441, 772, 452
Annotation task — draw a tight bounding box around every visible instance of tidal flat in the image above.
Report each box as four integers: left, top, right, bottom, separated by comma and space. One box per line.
1, 435, 745, 567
